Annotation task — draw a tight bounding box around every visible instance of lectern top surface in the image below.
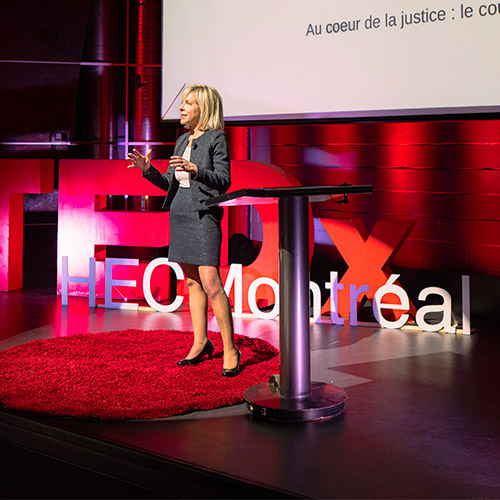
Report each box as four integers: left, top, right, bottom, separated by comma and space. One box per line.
205, 184, 373, 207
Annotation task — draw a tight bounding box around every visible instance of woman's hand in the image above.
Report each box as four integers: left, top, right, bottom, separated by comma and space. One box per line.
127, 149, 152, 173
169, 156, 198, 175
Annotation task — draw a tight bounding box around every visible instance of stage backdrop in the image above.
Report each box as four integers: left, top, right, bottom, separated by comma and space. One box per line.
49, 113, 498, 322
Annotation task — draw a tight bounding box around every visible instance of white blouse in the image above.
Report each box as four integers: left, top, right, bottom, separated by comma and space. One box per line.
175, 145, 191, 188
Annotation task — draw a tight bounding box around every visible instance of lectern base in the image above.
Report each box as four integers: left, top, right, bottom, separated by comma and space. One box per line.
244, 381, 347, 422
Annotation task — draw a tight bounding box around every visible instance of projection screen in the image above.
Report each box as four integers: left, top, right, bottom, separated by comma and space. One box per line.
162, 0, 500, 122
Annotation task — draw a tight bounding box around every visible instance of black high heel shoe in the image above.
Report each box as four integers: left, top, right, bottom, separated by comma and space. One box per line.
177, 340, 214, 366
222, 349, 241, 377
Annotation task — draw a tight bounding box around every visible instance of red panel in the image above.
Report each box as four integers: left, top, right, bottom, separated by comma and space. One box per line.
401, 219, 500, 247
254, 119, 500, 146
267, 144, 500, 170
0, 159, 54, 291
313, 192, 468, 219
466, 244, 500, 276
286, 165, 500, 198
5, 194, 24, 291
466, 194, 500, 221
226, 127, 249, 161
396, 240, 469, 272
226, 127, 250, 238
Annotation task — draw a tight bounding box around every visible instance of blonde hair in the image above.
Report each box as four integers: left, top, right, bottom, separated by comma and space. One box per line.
183, 84, 224, 130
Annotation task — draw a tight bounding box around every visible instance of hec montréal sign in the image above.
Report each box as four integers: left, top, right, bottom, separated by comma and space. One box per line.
61, 256, 471, 335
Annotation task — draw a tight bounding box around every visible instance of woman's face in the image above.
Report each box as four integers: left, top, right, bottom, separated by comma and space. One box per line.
179, 91, 200, 129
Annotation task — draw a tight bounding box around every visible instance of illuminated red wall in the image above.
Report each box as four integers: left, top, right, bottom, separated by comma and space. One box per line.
249, 119, 500, 276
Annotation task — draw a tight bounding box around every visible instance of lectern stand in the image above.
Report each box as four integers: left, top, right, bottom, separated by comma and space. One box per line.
207, 184, 373, 421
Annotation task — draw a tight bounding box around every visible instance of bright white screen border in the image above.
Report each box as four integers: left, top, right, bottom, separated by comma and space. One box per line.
162, 0, 500, 122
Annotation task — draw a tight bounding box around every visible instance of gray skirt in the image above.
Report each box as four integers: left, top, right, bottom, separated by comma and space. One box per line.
168, 187, 223, 266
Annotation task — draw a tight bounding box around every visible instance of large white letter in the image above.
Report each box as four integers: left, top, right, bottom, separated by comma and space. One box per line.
416, 287, 455, 333
61, 256, 96, 307
325, 271, 344, 325
248, 277, 279, 319
373, 274, 410, 329
223, 263, 243, 317
310, 281, 321, 322
462, 275, 471, 335
104, 258, 139, 310
143, 258, 184, 313
350, 284, 369, 326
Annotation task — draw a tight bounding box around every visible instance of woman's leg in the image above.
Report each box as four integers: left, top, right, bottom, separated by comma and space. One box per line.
198, 265, 238, 369
180, 263, 210, 359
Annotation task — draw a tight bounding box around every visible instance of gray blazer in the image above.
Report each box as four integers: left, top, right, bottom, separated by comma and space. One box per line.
143, 129, 231, 211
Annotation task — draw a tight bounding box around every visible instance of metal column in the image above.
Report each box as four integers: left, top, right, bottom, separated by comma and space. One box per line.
278, 195, 311, 400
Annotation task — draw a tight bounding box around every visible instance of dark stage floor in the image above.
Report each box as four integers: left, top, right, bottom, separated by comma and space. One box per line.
1, 289, 500, 499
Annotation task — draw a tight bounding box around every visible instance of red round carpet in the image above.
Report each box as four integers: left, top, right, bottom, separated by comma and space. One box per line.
0, 329, 279, 420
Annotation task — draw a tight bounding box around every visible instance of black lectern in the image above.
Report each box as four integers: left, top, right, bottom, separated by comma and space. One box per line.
207, 184, 373, 421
